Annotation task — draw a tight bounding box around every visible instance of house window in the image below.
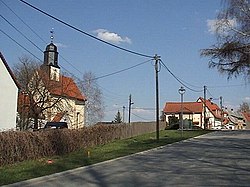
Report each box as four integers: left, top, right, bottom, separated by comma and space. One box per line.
76, 112, 80, 128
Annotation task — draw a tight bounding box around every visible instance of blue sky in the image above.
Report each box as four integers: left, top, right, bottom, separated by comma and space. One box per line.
1, 0, 249, 122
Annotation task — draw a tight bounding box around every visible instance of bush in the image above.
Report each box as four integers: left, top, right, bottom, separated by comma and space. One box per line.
0, 122, 165, 166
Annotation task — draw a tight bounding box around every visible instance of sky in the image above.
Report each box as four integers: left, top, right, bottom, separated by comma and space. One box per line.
1, 0, 249, 123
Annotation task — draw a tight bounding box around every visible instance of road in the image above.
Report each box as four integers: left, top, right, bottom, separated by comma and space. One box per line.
5, 130, 250, 187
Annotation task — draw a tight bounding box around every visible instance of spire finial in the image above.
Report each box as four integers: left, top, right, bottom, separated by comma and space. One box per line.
50, 28, 54, 43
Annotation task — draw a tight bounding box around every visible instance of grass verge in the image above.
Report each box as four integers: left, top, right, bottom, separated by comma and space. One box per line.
0, 130, 210, 185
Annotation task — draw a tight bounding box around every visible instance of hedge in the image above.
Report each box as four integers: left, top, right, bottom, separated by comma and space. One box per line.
0, 122, 165, 166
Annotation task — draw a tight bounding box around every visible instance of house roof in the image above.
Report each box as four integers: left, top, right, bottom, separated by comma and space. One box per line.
163, 102, 203, 114
242, 112, 250, 122
38, 70, 86, 101
0, 52, 20, 89
52, 112, 65, 122
49, 75, 86, 101
198, 97, 222, 119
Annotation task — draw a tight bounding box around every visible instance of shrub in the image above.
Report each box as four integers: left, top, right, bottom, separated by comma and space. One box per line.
0, 122, 165, 166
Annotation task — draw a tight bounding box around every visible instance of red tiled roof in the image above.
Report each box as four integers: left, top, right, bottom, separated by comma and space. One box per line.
242, 112, 250, 122
163, 102, 203, 114
198, 97, 222, 119
0, 52, 20, 89
49, 75, 86, 101
38, 71, 86, 101
52, 112, 64, 122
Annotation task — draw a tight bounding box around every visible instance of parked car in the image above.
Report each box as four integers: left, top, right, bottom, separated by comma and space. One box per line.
44, 122, 68, 129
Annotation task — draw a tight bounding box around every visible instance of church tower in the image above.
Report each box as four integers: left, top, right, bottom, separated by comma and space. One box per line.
42, 30, 60, 81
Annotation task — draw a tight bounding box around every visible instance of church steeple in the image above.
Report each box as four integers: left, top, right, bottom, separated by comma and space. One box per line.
43, 30, 60, 81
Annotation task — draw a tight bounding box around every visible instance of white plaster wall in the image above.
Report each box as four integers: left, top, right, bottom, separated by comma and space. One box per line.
44, 97, 85, 129
0, 58, 18, 131
165, 113, 202, 126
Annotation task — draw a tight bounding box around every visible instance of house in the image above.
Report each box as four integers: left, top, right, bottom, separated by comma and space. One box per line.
225, 109, 246, 130
242, 112, 250, 129
163, 97, 223, 129
17, 41, 86, 129
0, 52, 20, 131
197, 97, 223, 129
163, 102, 203, 128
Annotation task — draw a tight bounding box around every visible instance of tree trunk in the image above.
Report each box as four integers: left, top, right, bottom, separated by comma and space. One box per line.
34, 114, 39, 130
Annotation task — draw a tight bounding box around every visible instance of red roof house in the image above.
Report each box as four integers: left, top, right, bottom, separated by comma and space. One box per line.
163, 97, 224, 129
242, 112, 250, 129
163, 102, 203, 114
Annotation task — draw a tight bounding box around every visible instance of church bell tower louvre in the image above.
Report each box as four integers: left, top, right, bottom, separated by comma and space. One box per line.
42, 30, 60, 81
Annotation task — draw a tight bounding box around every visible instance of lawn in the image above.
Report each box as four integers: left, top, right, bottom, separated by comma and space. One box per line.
0, 130, 210, 185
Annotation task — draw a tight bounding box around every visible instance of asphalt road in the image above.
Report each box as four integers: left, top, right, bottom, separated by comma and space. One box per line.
5, 130, 250, 187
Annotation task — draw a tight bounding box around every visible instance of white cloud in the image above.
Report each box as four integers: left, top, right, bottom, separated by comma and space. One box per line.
54, 43, 68, 48
244, 97, 250, 101
207, 18, 237, 35
132, 108, 153, 115
93, 29, 132, 44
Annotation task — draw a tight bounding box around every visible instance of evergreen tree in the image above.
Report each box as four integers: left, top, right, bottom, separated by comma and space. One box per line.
113, 110, 122, 123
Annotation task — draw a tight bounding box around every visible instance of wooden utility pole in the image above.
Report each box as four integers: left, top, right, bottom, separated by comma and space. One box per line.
154, 54, 160, 141
203, 85, 207, 129
128, 94, 133, 124
123, 106, 125, 123
220, 96, 223, 126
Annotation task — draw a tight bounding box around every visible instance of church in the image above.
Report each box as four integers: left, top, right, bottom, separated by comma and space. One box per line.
38, 36, 86, 129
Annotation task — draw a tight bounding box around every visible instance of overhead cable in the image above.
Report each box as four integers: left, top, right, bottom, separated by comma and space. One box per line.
0, 29, 42, 62
1, 14, 43, 53
159, 59, 203, 92
93, 59, 153, 80
131, 112, 153, 121
0, 0, 46, 44
19, 0, 154, 59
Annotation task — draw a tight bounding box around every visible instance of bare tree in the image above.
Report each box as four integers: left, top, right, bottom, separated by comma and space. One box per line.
238, 102, 250, 112
201, 0, 250, 80
78, 72, 104, 125
14, 56, 66, 130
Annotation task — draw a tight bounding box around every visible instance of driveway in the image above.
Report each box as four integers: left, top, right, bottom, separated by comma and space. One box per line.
5, 130, 250, 187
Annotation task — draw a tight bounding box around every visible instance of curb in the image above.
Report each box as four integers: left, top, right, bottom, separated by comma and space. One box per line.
4, 131, 213, 187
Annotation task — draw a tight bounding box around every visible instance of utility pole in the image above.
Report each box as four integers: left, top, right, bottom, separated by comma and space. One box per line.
203, 85, 207, 129
154, 54, 160, 141
220, 96, 223, 126
123, 106, 125, 123
128, 94, 134, 124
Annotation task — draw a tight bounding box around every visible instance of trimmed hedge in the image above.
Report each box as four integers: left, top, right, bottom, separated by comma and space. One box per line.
0, 122, 165, 166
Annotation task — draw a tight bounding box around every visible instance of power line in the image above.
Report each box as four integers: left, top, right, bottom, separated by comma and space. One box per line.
1, 14, 85, 82
0, 23, 128, 102
19, 0, 154, 59
132, 107, 156, 110
2, 4, 86, 77
1, 8, 151, 107
3, 1, 153, 84
207, 84, 247, 88
1, 7, 134, 89
93, 59, 153, 80
0, 29, 42, 62
159, 59, 203, 92
124, 107, 153, 121
0, 0, 46, 44
206, 88, 215, 99
2, 0, 88, 78
1, 14, 43, 53
131, 112, 153, 121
